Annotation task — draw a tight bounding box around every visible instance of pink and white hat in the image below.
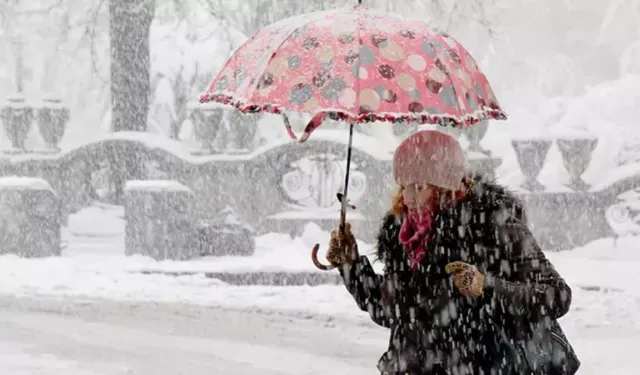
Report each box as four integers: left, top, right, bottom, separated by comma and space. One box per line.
392, 130, 468, 191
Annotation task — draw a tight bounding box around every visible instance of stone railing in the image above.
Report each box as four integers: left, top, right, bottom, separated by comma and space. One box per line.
0, 130, 395, 246
1, 99, 638, 258
1, 96, 69, 153
510, 135, 640, 249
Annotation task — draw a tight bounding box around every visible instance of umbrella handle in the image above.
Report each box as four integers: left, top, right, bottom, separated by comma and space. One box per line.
310, 194, 357, 271
311, 243, 336, 271
311, 122, 355, 271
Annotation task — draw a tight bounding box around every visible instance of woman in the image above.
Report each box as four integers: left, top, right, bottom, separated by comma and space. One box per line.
325, 130, 580, 375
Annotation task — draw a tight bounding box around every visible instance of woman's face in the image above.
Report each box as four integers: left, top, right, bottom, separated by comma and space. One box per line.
402, 183, 437, 211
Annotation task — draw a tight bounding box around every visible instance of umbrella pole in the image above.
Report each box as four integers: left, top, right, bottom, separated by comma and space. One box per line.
311, 121, 355, 271
339, 122, 355, 232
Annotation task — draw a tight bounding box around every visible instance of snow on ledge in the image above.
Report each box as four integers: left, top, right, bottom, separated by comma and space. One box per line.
250, 129, 395, 161
124, 180, 193, 193
589, 162, 640, 191
0, 176, 55, 193
3, 129, 394, 163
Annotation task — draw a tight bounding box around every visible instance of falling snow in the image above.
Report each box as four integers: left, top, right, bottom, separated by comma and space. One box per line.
0, 0, 639, 373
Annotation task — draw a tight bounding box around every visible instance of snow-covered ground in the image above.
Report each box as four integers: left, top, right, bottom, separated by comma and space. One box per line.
1, 204, 640, 372
0, 296, 382, 374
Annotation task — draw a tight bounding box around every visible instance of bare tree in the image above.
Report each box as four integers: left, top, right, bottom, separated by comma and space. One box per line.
204, 0, 347, 37
204, 0, 496, 38
109, 0, 155, 132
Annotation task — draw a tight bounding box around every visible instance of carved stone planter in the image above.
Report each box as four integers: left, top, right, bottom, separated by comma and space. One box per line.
225, 108, 257, 153
1, 96, 34, 152
391, 121, 418, 140
437, 124, 463, 142
467, 153, 502, 181
511, 139, 552, 191
37, 98, 70, 152
189, 102, 223, 154
556, 137, 598, 191
465, 119, 491, 156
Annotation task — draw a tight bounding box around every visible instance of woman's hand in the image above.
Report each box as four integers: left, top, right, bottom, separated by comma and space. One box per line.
445, 261, 485, 297
325, 223, 359, 266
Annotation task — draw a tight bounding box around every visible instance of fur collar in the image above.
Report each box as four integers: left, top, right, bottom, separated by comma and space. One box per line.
375, 175, 525, 260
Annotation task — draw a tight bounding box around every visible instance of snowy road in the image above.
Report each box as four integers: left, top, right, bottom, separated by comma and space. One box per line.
1, 294, 639, 374
2, 225, 640, 373
0, 295, 386, 374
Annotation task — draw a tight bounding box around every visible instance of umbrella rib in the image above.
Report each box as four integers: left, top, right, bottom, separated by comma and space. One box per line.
245, 22, 311, 106
355, 10, 363, 119
425, 38, 465, 125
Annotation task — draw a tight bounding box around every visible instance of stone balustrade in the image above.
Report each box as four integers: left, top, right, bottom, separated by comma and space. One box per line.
1, 100, 638, 258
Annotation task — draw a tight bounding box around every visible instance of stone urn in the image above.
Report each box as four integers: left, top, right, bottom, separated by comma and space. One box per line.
37, 98, 70, 152
225, 108, 257, 153
511, 138, 552, 192
437, 124, 463, 142
467, 153, 502, 181
391, 121, 418, 141
1, 96, 34, 152
556, 136, 598, 191
188, 102, 224, 154
465, 119, 491, 156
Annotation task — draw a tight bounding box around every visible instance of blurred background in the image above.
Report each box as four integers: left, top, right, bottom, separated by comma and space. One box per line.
1, 0, 639, 185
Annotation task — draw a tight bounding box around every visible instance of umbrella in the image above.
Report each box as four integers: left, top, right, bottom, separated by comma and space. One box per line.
199, 2, 507, 270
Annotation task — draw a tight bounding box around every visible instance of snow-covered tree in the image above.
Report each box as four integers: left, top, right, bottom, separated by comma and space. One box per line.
109, 0, 155, 132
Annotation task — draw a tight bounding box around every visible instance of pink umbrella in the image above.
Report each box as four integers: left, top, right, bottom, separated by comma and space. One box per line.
199, 3, 507, 270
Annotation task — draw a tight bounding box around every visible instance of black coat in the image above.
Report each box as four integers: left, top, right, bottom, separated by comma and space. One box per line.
338, 177, 580, 375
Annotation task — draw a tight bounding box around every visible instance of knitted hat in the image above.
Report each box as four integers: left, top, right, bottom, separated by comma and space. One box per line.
393, 130, 468, 191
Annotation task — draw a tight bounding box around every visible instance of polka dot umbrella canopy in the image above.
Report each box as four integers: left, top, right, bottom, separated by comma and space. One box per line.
199, 5, 507, 142
199, 4, 507, 270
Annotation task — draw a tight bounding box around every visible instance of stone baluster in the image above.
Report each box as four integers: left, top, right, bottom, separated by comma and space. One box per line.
391, 121, 418, 141
461, 120, 502, 180
188, 102, 223, 155
1, 96, 34, 153
465, 119, 491, 156
37, 98, 70, 153
225, 108, 258, 153
511, 139, 552, 191
556, 135, 598, 191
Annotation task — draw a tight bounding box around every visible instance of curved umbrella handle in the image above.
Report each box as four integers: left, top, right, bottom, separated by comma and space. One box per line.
310, 193, 356, 271
310, 122, 356, 272
310, 243, 336, 271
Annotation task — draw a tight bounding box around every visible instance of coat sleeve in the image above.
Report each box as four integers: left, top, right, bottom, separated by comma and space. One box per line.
338, 256, 392, 328
484, 218, 572, 322
337, 215, 404, 328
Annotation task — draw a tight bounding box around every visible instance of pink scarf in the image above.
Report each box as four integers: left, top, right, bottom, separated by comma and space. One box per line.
399, 208, 435, 271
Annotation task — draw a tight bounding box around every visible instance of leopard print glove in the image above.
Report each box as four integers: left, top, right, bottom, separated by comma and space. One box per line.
445, 261, 485, 297
325, 223, 359, 266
